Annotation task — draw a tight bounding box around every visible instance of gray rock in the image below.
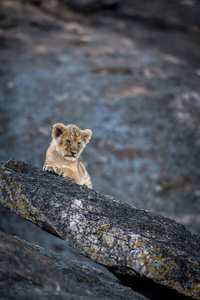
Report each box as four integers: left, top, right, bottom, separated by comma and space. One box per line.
0, 159, 200, 299
0, 231, 141, 300
66, 0, 119, 11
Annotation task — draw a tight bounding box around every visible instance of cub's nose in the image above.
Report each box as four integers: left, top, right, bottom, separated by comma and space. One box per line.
71, 150, 76, 156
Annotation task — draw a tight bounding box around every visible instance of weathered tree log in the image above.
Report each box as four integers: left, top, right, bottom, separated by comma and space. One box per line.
0, 159, 199, 299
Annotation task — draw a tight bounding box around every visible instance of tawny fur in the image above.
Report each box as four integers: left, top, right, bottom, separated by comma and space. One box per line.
43, 123, 92, 189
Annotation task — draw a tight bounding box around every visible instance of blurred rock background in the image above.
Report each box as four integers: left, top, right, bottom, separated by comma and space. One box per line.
0, 0, 200, 265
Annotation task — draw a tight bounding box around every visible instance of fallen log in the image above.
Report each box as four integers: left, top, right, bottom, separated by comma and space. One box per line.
0, 159, 199, 299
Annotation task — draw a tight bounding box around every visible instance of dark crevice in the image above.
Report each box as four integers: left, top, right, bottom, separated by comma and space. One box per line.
108, 269, 194, 300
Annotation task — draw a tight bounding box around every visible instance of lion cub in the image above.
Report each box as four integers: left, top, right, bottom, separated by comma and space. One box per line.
43, 123, 92, 189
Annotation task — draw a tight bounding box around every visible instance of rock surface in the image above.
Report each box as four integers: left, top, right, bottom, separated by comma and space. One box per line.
1, 0, 200, 236
0, 231, 140, 300
0, 159, 199, 299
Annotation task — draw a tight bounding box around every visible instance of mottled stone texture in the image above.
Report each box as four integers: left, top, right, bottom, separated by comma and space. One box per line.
0, 232, 140, 300
0, 160, 200, 299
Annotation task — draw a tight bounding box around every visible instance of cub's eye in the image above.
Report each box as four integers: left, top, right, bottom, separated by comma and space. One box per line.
66, 140, 71, 144
77, 142, 81, 146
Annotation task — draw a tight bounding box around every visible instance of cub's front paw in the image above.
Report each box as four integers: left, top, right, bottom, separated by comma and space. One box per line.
43, 165, 55, 173
53, 166, 65, 177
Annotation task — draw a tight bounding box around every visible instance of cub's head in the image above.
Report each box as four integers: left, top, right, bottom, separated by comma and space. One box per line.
52, 123, 92, 161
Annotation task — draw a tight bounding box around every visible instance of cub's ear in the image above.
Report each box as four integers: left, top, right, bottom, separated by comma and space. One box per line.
52, 123, 65, 139
82, 129, 92, 144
